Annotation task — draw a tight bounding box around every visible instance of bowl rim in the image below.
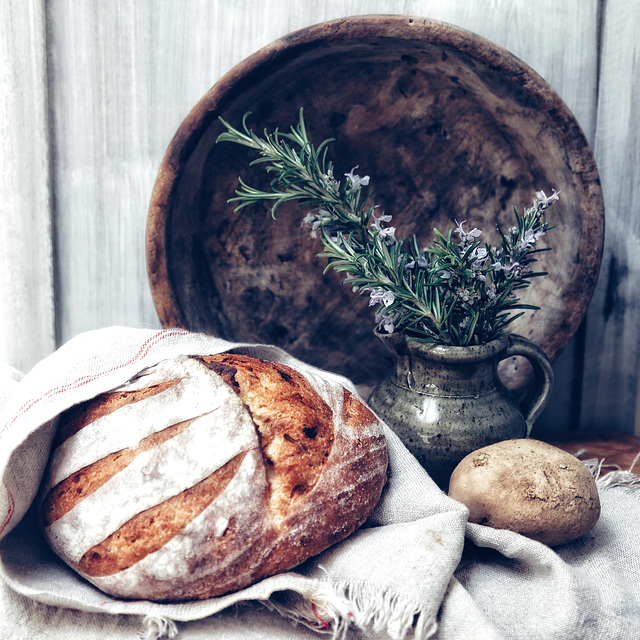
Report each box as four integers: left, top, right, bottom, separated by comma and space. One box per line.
146, 13, 605, 361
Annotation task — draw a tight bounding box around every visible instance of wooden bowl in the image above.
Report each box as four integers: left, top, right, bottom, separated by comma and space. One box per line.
147, 15, 604, 390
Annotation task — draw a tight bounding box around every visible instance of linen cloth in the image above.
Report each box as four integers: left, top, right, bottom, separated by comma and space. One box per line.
1, 327, 639, 639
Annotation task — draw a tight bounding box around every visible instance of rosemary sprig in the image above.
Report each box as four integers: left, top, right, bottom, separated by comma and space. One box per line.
216, 109, 557, 346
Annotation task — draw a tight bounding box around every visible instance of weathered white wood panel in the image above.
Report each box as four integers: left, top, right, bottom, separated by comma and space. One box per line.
43, 0, 601, 432
0, 0, 55, 374
581, 0, 640, 433
7, 0, 636, 435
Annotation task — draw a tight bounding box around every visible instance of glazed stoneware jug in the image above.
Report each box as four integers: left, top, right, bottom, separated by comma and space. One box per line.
367, 331, 554, 489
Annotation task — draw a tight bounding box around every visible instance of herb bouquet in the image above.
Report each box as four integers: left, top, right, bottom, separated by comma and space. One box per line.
217, 110, 557, 481
216, 110, 558, 348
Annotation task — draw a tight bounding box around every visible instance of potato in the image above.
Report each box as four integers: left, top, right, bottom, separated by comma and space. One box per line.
448, 439, 600, 546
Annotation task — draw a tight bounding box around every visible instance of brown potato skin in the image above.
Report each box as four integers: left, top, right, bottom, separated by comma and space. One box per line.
448, 439, 600, 546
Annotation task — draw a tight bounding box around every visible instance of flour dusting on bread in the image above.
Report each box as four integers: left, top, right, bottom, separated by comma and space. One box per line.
39, 353, 388, 601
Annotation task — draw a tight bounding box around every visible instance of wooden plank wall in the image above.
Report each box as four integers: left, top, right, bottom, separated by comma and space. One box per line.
0, 0, 55, 373
581, 0, 640, 433
1, 0, 638, 435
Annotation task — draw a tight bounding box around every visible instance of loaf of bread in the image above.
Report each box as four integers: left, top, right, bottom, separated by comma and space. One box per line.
38, 353, 388, 601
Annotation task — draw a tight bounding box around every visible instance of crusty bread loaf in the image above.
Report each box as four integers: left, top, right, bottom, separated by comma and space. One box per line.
38, 353, 388, 601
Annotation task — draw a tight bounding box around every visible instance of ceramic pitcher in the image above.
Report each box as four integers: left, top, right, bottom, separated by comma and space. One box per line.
367, 331, 554, 489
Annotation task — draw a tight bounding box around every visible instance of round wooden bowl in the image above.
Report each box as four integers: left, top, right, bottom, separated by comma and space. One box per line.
147, 15, 604, 391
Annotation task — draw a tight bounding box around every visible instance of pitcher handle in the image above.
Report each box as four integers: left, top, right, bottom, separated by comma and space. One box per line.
502, 335, 554, 436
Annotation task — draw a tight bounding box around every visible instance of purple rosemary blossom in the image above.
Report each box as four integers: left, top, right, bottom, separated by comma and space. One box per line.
405, 255, 429, 270
301, 209, 333, 238
534, 189, 560, 209
301, 212, 320, 236
375, 311, 396, 333
470, 246, 488, 264
431, 260, 451, 279
369, 209, 396, 242
454, 219, 482, 246
492, 258, 521, 275
344, 166, 370, 191
370, 209, 393, 232
380, 226, 396, 241
370, 209, 392, 229
469, 246, 488, 280
516, 228, 546, 251
365, 286, 395, 308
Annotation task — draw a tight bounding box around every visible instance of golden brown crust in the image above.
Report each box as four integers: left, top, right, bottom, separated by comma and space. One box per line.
78, 452, 247, 576
199, 354, 335, 519
42, 416, 196, 527
342, 388, 377, 428
40, 353, 387, 601
53, 380, 179, 448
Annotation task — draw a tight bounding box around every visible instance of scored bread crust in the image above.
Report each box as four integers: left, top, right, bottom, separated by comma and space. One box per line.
38, 353, 388, 601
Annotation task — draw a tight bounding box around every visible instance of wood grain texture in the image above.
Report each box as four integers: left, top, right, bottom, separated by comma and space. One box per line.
147, 14, 602, 400
5, 0, 638, 437
580, 0, 640, 434
0, 0, 55, 374
42, 0, 602, 429
546, 431, 640, 476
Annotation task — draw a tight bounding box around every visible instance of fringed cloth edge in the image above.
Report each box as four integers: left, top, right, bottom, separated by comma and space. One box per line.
132, 580, 438, 640
581, 451, 640, 492
261, 580, 438, 640
137, 616, 179, 640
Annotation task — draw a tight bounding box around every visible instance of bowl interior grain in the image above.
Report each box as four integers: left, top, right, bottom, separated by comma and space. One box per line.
147, 15, 604, 391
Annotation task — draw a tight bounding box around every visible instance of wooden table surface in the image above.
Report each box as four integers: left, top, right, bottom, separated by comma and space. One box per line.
545, 431, 640, 477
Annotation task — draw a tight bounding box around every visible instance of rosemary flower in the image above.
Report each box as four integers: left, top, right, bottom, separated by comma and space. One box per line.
345, 166, 370, 190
